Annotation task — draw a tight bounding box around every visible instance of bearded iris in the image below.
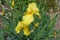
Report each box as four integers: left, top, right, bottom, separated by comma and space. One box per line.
15, 2, 41, 36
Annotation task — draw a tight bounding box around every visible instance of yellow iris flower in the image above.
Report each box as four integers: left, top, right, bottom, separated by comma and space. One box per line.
27, 3, 39, 13
23, 25, 30, 36
26, 3, 41, 18
34, 23, 39, 28
22, 2, 41, 25
15, 2, 41, 36
2, 10, 5, 16
11, 0, 14, 7
54, 32, 56, 37
15, 22, 23, 33
22, 14, 34, 25
23, 28, 30, 36
15, 21, 30, 36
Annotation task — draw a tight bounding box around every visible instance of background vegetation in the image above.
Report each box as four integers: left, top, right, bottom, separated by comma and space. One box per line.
0, 0, 60, 40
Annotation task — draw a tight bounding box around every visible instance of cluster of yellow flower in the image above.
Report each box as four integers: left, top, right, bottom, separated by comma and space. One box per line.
15, 3, 41, 36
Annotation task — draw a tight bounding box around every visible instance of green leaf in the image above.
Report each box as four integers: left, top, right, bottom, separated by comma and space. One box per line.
0, 29, 4, 40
